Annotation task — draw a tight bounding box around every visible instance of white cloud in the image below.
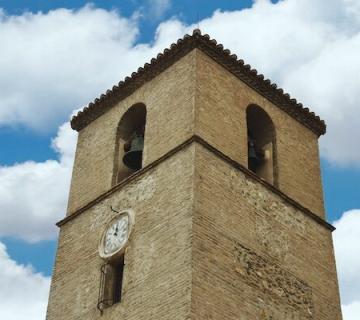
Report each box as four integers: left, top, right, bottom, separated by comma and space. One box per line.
0, 3, 358, 319
0, 4, 174, 132
333, 209, 360, 319
0, 121, 77, 242
1, 1, 360, 165
333, 210, 360, 305
342, 301, 360, 320
147, 0, 171, 19
0, 241, 50, 320
0, 5, 143, 131
186, 0, 360, 167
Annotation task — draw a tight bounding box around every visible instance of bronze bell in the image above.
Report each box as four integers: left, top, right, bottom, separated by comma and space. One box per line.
123, 133, 144, 171
248, 139, 261, 172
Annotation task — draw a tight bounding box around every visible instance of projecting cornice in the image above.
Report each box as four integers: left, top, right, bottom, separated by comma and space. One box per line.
71, 29, 326, 136
57, 135, 334, 232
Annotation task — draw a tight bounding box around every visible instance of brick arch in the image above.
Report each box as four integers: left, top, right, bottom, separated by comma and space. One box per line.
112, 103, 147, 185
246, 104, 277, 185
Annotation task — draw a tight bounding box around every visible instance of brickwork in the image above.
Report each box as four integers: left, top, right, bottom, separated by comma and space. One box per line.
67, 51, 196, 214
47, 145, 195, 320
195, 50, 325, 217
48, 140, 341, 319
191, 144, 342, 319
67, 48, 324, 218
48, 39, 342, 320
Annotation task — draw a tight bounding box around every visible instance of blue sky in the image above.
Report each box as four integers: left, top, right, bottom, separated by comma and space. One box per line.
1, 0, 257, 43
0, 0, 359, 319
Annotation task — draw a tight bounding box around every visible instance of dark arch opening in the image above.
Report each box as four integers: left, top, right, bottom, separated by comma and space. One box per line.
246, 104, 276, 185
112, 103, 147, 185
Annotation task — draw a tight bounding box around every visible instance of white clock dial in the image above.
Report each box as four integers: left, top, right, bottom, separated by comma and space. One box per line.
99, 210, 134, 260
103, 215, 129, 255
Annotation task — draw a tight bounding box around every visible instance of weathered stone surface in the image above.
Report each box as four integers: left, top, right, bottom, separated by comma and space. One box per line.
47, 146, 195, 320
67, 48, 325, 219
66, 50, 196, 214
191, 144, 342, 320
47, 45, 342, 320
195, 50, 325, 217
234, 242, 314, 318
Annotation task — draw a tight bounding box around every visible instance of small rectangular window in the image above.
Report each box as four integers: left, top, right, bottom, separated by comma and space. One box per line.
113, 256, 125, 304
97, 255, 125, 312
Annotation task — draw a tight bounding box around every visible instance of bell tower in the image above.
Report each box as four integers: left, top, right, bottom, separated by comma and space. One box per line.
46, 30, 342, 320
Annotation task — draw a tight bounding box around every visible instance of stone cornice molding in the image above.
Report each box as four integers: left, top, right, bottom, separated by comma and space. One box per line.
57, 135, 334, 232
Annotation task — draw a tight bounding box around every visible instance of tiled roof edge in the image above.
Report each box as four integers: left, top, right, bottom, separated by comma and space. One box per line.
71, 29, 326, 136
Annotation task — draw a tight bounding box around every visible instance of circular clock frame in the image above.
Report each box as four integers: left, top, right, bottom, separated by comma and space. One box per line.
98, 209, 135, 261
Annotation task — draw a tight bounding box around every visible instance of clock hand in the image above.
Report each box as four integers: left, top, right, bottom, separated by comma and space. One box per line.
114, 223, 119, 236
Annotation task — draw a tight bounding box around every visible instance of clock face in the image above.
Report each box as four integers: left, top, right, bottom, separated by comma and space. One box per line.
99, 210, 134, 260
103, 214, 129, 255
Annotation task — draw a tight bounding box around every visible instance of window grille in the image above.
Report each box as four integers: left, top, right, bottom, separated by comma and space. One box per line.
97, 263, 114, 312
97, 256, 125, 313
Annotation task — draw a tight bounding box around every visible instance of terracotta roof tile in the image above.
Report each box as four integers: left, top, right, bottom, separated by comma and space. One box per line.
71, 29, 326, 136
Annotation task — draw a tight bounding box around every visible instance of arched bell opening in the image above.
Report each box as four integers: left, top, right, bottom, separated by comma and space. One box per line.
112, 103, 147, 185
246, 104, 277, 185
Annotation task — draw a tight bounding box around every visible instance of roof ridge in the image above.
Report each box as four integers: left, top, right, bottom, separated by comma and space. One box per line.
71, 29, 326, 136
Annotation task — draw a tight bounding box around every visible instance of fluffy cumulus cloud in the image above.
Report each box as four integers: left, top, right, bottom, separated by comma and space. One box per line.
189, 0, 360, 167
333, 210, 360, 319
0, 121, 77, 242
0, 1, 360, 319
1, 0, 360, 165
342, 302, 360, 320
0, 6, 149, 131
0, 4, 186, 133
147, 0, 172, 19
0, 241, 50, 320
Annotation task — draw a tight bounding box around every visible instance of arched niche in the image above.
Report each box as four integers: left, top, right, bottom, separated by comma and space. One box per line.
246, 104, 277, 185
112, 103, 147, 185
